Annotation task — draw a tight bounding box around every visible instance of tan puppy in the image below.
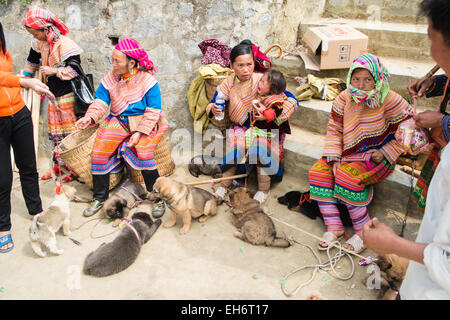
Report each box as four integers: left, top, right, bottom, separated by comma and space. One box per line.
152, 177, 219, 234
29, 185, 77, 257
229, 187, 290, 248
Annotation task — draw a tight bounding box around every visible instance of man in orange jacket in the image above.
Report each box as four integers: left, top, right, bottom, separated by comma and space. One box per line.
0, 22, 53, 253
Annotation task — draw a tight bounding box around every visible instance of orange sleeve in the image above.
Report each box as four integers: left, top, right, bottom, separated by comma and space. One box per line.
0, 70, 21, 88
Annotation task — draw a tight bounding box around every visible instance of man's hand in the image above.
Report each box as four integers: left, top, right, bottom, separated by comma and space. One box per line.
128, 132, 142, 148
361, 218, 398, 255
408, 76, 436, 98
413, 110, 444, 129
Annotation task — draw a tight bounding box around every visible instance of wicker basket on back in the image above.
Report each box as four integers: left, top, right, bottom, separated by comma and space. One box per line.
204, 76, 229, 130
59, 125, 122, 190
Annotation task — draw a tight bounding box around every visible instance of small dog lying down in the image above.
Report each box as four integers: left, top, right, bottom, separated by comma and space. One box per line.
152, 176, 220, 234
277, 190, 352, 226
229, 187, 290, 248
29, 185, 77, 257
103, 180, 147, 227
188, 155, 222, 179
83, 212, 161, 277
363, 253, 410, 300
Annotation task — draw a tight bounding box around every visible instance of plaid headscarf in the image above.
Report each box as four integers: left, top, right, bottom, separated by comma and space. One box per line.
115, 37, 157, 73
24, 6, 69, 50
346, 54, 390, 109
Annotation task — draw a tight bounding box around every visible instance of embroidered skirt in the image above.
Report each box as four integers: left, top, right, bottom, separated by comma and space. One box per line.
221, 125, 285, 181
308, 157, 395, 207
91, 114, 169, 175
47, 92, 77, 164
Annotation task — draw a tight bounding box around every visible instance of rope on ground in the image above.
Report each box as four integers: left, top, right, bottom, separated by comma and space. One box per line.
268, 209, 371, 297
70, 217, 120, 240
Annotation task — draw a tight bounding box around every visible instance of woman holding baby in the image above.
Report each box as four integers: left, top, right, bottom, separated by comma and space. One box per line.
206, 40, 298, 204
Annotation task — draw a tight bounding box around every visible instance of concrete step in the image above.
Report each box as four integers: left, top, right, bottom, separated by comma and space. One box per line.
282, 125, 421, 219
275, 54, 444, 111
300, 18, 431, 60
322, 0, 426, 24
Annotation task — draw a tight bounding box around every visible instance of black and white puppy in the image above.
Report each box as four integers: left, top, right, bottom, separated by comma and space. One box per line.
83, 212, 161, 277
278, 190, 352, 226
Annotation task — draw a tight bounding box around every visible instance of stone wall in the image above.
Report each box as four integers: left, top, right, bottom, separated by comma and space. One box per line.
1, 0, 304, 137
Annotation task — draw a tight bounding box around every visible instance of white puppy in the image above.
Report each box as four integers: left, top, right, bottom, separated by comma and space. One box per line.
29, 185, 77, 257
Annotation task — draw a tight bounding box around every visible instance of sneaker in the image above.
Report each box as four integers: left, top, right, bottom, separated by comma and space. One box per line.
253, 191, 268, 204
83, 200, 104, 217
214, 186, 227, 199
152, 200, 166, 219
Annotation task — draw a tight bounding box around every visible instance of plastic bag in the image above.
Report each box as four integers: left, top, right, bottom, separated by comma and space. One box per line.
395, 118, 430, 156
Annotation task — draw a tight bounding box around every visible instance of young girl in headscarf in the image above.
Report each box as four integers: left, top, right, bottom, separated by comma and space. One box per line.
308, 54, 412, 254
23, 6, 84, 181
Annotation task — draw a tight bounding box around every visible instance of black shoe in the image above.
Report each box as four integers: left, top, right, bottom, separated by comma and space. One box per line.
152, 200, 166, 219
83, 200, 104, 217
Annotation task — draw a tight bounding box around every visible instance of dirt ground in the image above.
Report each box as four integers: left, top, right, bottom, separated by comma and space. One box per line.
1, 154, 420, 301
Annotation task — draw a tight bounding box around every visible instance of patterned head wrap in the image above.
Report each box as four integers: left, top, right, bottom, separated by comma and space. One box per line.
115, 37, 157, 73
24, 6, 69, 49
346, 54, 390, 109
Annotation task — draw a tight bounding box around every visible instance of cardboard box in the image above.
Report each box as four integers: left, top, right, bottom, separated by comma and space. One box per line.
300, 25, 369, 71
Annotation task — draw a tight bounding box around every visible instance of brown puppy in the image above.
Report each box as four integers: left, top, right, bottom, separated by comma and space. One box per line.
103, 180, 147, 227
152, 177, 219, 234
29, 185, 77, 257
363, 253, 410, 300
229, 187, 290, 248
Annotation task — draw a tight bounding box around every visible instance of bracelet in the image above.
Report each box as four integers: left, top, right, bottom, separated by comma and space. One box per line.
22, 71, 34, 77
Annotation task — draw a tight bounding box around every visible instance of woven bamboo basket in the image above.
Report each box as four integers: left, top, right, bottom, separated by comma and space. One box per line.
128, 136, 175, 185
204, 76, 230, 130
59, 125, 123, 190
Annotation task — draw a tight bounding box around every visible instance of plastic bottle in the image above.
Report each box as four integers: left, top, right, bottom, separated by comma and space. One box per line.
215, 89, 225, 121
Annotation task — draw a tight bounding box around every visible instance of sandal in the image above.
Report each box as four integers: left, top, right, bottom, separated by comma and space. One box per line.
344, 234, 366, 254
0, 234, 14, 253
318, 231, 344, 251
41, 170, 52, 180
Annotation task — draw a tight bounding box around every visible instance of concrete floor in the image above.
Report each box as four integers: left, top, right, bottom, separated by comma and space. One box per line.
0, 154, 420, 300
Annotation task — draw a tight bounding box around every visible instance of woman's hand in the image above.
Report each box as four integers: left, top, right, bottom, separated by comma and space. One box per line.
206, 102, 223, 117
367, 149, 384, 163
128, 132, 142, 148
39, 66, 57, 76
75, 116, 93, 130
407, 76, 436, 99
413, 110, 444, 129
19, 77, 54, 98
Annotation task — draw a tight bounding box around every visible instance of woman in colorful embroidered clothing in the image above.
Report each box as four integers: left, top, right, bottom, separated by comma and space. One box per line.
23, 6, 84, 182
76, 37, 168, 218
0, 22, 54, 253
206, 40, 298, 204
308, 54, 412, 254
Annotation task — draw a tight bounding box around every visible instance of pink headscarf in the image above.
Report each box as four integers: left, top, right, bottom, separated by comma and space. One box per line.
115, 37, 157, 73
24, 6, 69, 50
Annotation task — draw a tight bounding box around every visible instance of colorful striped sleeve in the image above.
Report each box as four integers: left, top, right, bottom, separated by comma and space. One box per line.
323, 92, 346, 159
379, 139, 406, 164
85, 83, 110, 124
274, 95, 297, 126
135, 83, 162, 135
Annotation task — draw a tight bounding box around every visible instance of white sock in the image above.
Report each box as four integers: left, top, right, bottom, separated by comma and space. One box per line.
214, 186, 227, 199
253, 191, 268, 204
